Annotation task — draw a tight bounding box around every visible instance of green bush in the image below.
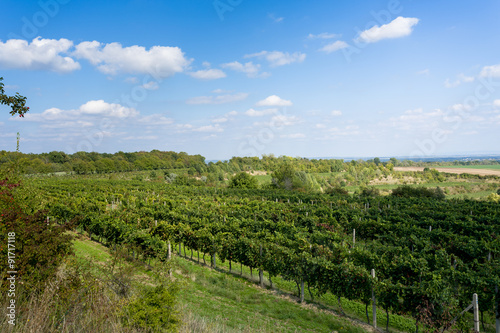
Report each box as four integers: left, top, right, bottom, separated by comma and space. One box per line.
391, 185, 445, 199
229, 172, 258, 189
123, 283, 180, 332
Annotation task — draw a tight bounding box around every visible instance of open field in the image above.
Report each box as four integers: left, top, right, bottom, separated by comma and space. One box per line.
394, 166, 500, 176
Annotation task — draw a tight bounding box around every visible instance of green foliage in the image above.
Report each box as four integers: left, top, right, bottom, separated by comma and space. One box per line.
123, 283, 180, 332
229, 172, 258, 189
326, 186, 349, 196
0, 77, 29, 117
391, 185, 445, 199
359, 186, 380, 197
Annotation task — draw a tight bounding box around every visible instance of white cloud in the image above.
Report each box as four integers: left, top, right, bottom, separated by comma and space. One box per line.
280, 133, 305, 139
193, 124, 223, 133
73, 41, 190, 78
385, 108, 445, 131
20, 100, 138, 122
256, 95, 292, 107
450, 104, 472, 112
212, 117, 228, 123
319, 41, 349, 53
186, 92, 248, 105
331, 110, 342, 116
480, 64, 500, 78
417, 69, 430, 76
137, 114, 174, 125
356, 17, 419, 43
444, 74, 474, 88
308, 33, 340, 40
270, 114, 300, 126
212, 110, 238, 123
0, 37, 80, 73
222, 61, 269, 78
125, 77, 138, 84
189, 68, 226, 80
142, 81, 159, 90
315, 124, 326, 129
493, 100, 500, 107
212, 88, 232, 94
245, 51, 306, 67
268, 13, 284, 23
244, 108, 277, 117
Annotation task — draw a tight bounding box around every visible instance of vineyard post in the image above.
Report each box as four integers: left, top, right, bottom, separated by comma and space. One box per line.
372, 269, 377, 328
300, 279, 305, 303
353, 229, 356, 247
167, 241, 171, 260
495, 285, 499, 333
473, 293, 479, 332
259, 244, 264, 287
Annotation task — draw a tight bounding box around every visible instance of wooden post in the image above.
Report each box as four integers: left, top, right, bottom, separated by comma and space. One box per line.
300, 280, 305, 303
259, 245, 264, 288
473, 293, 480, 332
167, 241, 171, 260
155, 220, 157, 227
372, 269, 377, 328
495, 285, 499, 333
353, 229, 356, 246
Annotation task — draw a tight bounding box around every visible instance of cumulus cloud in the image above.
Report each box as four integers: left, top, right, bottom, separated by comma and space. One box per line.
494, 100, 500, 107
186, 92, 248, 105
0, 37, 80, 73
444, 74, 474, 88
255, 95, 292, 107
319, 41, 349, 53
245, 51, 306, 67
20, 100, 138, 122
331, 110, 342, 116
356, 17, 419, 43
73, 41, 190, 78
480, 64, 500, 78
308, 33, 340, 40
189, 68, 226, 80
244, 108, 277, 117
221, 61, 269, 78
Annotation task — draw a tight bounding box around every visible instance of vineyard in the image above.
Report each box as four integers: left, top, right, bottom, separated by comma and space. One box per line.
28, 178, 500, 332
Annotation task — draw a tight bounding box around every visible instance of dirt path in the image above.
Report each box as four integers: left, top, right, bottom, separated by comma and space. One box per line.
394, 167, 500, 176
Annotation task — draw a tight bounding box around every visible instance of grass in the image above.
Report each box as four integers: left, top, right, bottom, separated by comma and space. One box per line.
71, 234, 370, 332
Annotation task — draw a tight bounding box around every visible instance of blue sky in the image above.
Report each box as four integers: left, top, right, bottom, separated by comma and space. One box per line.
1, 0, 500, 160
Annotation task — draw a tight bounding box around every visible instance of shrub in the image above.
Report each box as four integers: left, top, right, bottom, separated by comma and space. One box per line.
229, 172, 258, 189
391, 185, 445, 199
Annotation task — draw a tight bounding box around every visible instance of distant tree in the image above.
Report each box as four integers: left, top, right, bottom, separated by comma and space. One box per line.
373, 157, 381, 166
497, 188, 500, 195
229, 172, 258, 189
272, 163, 296, 190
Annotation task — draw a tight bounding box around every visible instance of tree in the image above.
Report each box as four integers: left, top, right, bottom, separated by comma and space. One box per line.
0, 77, 29, 117
272, 163, 296, 190
229, 172, 258, 189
